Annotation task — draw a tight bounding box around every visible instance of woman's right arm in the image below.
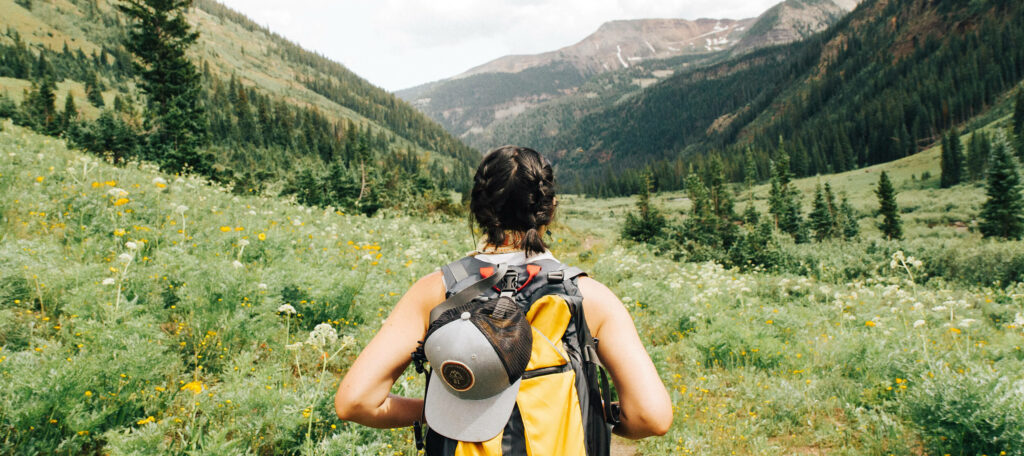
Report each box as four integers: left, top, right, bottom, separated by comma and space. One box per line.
334, 271, 445, 428
577, 276, 673, 439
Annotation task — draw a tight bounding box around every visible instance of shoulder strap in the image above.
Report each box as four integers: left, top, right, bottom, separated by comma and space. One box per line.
429, 263, 509, 323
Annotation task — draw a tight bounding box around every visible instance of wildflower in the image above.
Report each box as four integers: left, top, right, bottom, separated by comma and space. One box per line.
220, 226, 232, 232
277, 304, 297, 315
932, 306, 947, 312
949, 327, 962, 335
174, 205, 188, 215
232, 260, 243, 269
913, 320, 926, 328
102, 278, 116, 286
113, 228, 126, 237
125, 241, 138, 250
958, 318, 977, 328
258, 232, 266, 241
107, 188, 129, 198
865, 320, 876, 327
238, 239, 249, 247
306, 323, 338, 348
152, 177, 167, 188
181, 381, 205, 394
258, 283, 268, 290
136, 416, 156, 425
118, 253, 133, 263
285, 342, 304, 351
84, 390, 92, 397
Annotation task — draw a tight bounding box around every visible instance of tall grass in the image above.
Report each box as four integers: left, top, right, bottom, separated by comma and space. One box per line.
2, 122, 1023, 455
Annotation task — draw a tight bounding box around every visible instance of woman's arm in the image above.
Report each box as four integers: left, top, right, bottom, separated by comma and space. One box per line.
334, 271, 445, 428
578, 277, 673, 439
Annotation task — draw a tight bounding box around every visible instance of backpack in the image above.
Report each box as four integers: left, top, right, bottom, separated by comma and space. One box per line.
412, 256, 620, 456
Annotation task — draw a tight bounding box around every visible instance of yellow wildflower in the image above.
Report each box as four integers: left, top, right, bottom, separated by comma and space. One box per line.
180, 381, 205, 394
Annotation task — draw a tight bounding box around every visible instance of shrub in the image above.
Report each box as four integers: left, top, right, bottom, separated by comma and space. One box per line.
903, 367, 1024, 456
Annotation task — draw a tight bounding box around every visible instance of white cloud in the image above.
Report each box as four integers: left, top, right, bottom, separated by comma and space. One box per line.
217, 0, 779, 92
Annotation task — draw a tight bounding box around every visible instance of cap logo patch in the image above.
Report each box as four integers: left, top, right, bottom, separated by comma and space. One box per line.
440, 361, 475, 391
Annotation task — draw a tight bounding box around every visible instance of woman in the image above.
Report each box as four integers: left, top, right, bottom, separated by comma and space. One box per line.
335, 146, 671, 453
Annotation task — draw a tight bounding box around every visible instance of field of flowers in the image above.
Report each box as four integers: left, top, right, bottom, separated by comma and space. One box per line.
1, 120, 1023, 455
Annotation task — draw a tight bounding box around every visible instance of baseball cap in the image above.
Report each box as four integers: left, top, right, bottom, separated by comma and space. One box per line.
423, 294, 533, 442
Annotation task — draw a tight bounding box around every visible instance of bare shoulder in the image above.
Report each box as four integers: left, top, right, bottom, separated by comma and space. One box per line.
392, 270, 446, 331
576, 276, 628, 336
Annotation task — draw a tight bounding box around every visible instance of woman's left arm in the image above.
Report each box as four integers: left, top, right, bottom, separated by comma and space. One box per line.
334, 271, 445, 428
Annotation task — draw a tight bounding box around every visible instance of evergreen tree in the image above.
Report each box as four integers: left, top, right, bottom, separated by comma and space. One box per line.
85, 71, 105, 108
60, 91, 77, 133
767, 146, 804, 240
118, 0, 210, 174
875, 171, 902, 240
941, 128, 964, 187
20, 78, 58, 135
966, 130, 990, 181
837, 194, 860, 240
809, 183, 835, 241
1015, 88, 1024, 158
978, 139, 1024, 239
621, 175, 667, 243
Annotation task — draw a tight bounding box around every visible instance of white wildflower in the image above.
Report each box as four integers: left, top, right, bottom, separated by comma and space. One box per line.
285, 342, 304, 351
1014, 313, 1024, 327
107, 187, 129, 198
232, 260, 244, 269
118, 253, 133, 263
292, 219, 302, 226
152, 177, 167, 186
125, 241, 138, 250
174, 205, 188, 215
238, 239, 250, 247
277, 304, 297, 315
913, 319, 926, 328
101, 278, 116, 286
306, 323, 338, 348
932, 306, 947, 312
958, 318, 977, 328
257, 283, 268, 290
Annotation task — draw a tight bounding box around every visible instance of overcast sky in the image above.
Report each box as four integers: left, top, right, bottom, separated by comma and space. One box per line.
217, 0, 780, 93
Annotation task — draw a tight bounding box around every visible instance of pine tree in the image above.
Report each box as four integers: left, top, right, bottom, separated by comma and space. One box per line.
1014, 88, 1024, 158
941, 128, 964, 188
85, 71, 105, 108
966, 131, 990, 181
621, 174, 667, 243
838, 195, 859, 240
21, 78, 58, 135
767, 146, 804, 240
875, 171, 902, 240
978, 139, 1024, 239
118, 0, 210, 174
60, 92, 77, 133
809, 183, 835, 241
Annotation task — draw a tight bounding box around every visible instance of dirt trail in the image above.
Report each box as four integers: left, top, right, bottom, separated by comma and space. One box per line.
611, 437, 637, 456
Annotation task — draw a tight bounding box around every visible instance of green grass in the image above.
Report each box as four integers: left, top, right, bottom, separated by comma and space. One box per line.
2, 122, 1023, 455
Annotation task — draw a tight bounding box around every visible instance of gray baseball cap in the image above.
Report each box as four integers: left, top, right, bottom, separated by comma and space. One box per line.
423, 297, 533, 442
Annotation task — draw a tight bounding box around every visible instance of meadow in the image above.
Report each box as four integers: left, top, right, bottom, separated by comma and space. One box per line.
1, 120, 1023, 455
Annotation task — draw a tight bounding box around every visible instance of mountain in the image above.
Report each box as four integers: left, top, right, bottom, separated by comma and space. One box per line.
0, 0, 477, 211
397, 17, 754, 146
732, 0, 859, 54
533, 0, 1024, 196
397, 0, 860, 154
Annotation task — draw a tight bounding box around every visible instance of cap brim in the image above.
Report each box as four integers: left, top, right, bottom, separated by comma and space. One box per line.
425, 374, 521, 442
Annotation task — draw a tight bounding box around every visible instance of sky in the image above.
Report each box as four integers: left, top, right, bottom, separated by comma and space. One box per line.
217, 0, 780, 93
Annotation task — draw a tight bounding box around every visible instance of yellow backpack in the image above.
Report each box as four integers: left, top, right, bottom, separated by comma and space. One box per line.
412, 257, 619, 456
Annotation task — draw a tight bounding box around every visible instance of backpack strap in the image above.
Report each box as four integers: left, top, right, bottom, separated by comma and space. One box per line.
429, 263, 509, 322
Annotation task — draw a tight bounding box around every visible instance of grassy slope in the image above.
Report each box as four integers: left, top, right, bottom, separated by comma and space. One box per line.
3, 119, 1023, 455
0, 0, 465, 170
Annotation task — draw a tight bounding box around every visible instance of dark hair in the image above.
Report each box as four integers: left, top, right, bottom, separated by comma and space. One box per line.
470, 145, 556, 257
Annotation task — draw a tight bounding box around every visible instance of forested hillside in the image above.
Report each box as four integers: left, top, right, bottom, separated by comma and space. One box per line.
0, 0, 477, 213
544, 0, 1024, 195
